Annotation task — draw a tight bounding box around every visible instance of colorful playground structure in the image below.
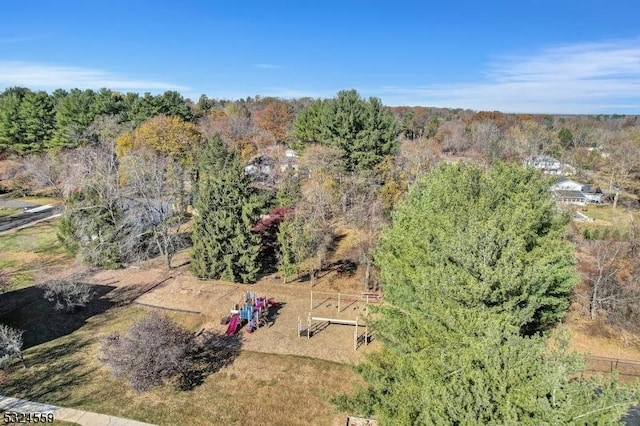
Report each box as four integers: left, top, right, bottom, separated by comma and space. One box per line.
225, 291, 275, 335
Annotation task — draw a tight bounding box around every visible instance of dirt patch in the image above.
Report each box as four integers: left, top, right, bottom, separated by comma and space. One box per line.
133, 271, 380, 364
567, 310, 640, 360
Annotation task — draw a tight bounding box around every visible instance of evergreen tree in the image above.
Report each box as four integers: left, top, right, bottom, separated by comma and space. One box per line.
558, 127, 575, 149
58, 188, 125, 269
275, 167, 301, 207
339, 162, 636, 424
191, 137, 263, 283
0, 87, 28, 153
48, 89, 99, 149
293, 90, 399, 171
18, 90, 55, 153
378, 162, 576, 334
276, 218, 298, 283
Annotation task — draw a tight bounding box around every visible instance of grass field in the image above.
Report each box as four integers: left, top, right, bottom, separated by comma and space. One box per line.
580, 204, 638, 224
0, 301, 357, 426
0, 207, 20, 218
0, 222, 63, 255
0, 221, 67, 291
0, 220, 363, 425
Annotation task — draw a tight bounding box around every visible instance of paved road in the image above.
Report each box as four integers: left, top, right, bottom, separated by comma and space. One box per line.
0, 205, 62, 233
0, 395, 156, 426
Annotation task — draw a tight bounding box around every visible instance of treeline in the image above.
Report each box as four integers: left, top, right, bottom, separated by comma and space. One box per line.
0, 88, 194, 153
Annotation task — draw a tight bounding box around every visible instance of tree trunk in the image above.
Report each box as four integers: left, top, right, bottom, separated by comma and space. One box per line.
18, 352, 26, 369
364, 258, 371, 291
613, 191, 619, 209
590, 286, 598, 321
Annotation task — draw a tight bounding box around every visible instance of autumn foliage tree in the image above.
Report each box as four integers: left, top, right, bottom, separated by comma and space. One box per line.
253, 98, 294, 144
115, 115, 203, 163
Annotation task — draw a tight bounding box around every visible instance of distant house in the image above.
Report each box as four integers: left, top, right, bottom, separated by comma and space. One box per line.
285, 148, 297, 158
524, 155, 575, 175
581, 184, 604, 204
525, 155, 561, 173
123, 198, 173, 227
551, 177, 604, 205
281, 148, 299, 172
245, 155, 276, 183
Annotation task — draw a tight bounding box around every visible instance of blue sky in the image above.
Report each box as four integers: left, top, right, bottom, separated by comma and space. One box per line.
1, 1, 640, 113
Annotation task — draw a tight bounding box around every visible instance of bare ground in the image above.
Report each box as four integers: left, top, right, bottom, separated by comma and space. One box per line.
86, 260, 380, 364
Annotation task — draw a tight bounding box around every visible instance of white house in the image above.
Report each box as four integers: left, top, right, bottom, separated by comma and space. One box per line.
525, 155, 561, 174
554, 190, 587, 206
581, 184, 604, 204
285, 148, 297, 158
524, 155, 574, 175
551, 178, 605, 205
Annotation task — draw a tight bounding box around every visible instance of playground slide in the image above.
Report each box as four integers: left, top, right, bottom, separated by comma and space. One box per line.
226, 315, 240, 335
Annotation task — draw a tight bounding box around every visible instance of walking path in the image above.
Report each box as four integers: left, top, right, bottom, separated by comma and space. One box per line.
0, 395, 156, 426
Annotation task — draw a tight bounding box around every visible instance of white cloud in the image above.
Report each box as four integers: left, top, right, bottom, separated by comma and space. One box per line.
255, 63, 281, 69
375, 39, 640, 114
0, 61, 189, 92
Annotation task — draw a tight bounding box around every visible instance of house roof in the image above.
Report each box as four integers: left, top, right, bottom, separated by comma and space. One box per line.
552, 177, 583, 187
581, 184, 601, 194
554, 190, 586, 200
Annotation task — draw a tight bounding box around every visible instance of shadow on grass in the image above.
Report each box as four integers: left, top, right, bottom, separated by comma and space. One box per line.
266, 301, 285, 327
182, 332, 243, 391
0, 284, 116, 349
1, 335, 97, 403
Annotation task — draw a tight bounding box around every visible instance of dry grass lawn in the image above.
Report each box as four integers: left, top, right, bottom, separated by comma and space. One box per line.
0, 302, 359, 426
0, 224, 370, 425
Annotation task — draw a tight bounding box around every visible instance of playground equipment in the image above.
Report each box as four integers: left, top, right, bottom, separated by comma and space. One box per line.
309, 290, 382, 315
298, 313, 369, 351
299, 290, 380, 350
226, 291, 275, 335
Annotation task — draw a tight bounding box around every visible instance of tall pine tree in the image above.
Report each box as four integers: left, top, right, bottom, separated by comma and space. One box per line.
191, 136, 263, 283
338, 162, 636, 424
293, 90, 399, 171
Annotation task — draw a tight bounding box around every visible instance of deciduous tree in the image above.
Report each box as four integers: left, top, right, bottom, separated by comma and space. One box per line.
115, 115, 203, 164
100, 312, 197, 391
0, 324, 25, 369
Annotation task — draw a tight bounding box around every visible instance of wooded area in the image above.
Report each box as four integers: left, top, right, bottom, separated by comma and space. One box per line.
1, 85, 640, 424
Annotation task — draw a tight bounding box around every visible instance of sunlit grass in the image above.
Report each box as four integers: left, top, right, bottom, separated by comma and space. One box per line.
0, 303, 356, 426
0, 222, 63, 255
581, 204, 637, 224
0, 207, 21, 218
